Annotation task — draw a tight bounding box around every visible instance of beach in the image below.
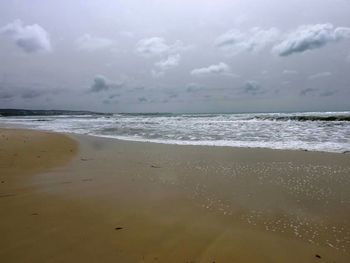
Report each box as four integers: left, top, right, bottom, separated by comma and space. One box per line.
1, 128, 350, 263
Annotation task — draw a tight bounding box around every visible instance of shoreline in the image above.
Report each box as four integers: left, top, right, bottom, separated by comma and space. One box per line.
1, 109, 349, 154
1, 128, 350, 262
0, 125, 349, 155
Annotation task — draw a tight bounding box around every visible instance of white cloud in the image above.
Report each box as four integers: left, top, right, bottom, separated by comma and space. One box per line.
151, 54, 181, 78
308, 72, 332, 80
215, 27, 280, 55
334, 27, 350, 40
273, 24, 350, 56
135, 37, 191, 77
0, 19, 52, 53
135, 37, 188, 57
151, 70, 165, 78
191, 62, 236, 77
155, 54, 181, 70
136, 37, 171, 56
215, 24, 350, 57
76, 34, 114, 51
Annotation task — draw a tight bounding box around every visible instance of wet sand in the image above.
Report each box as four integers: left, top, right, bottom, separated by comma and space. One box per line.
0, 128, 350, 262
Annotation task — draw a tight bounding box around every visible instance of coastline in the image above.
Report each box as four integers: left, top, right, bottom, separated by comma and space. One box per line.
1, 128, 350, 262
1, 110, 349, 154
1, 122, 349, 155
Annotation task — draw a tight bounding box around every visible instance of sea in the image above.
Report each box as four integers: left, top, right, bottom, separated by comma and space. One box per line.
1, 111, 349, 153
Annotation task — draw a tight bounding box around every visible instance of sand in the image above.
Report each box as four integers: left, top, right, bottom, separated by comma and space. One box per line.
0, 128, 350, 263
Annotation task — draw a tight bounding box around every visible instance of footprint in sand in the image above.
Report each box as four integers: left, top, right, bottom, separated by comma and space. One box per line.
81, 158, 93, 161
0, 193, 16, 198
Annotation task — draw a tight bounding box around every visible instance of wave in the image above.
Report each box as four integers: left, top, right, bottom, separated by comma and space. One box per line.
117, 112, 174, 117
254, 115, 350, 122
1, 111, 349, 153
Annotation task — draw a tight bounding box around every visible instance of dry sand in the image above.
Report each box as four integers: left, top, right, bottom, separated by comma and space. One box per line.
0, 128, 350, 263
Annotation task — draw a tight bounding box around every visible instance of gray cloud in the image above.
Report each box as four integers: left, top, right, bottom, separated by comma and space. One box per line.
191, 62, 236, 77
273, 24, 350, 56
127, 86, 145, 93
0, 1, 349, 113
168, 93, 178, 99
300, 87, 337, 97
320, 90, 337, 97
21, 89, 43, 99
138, 96, 148, 103
76, 34, 114, 52
241, 81, 264, 95
186, 83, 204, 93
0, 19, 51, 53
0, 91, 14, 99
162, 89, 180, 100
215, 27, 280, 55
0, 83, 66, 102
90, 75, 124, 93
300, 87, 317, 96
103, 98, 118, 105
283, 70, 298, 75
90, 75, 110, 92
108, 94, 120, 99
308, 72, 332, 80
103, 94, 121, 105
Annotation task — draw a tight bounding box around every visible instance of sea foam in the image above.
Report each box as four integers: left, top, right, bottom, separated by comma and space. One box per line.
1, 111, 349, 153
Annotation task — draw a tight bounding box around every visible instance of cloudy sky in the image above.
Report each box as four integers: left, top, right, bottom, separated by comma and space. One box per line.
0, 0, 349, 113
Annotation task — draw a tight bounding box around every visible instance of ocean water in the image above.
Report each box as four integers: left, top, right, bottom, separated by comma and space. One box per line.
1, 111, 349, 153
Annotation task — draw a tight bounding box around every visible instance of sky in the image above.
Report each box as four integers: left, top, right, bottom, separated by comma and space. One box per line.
0, 0, 349, 113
